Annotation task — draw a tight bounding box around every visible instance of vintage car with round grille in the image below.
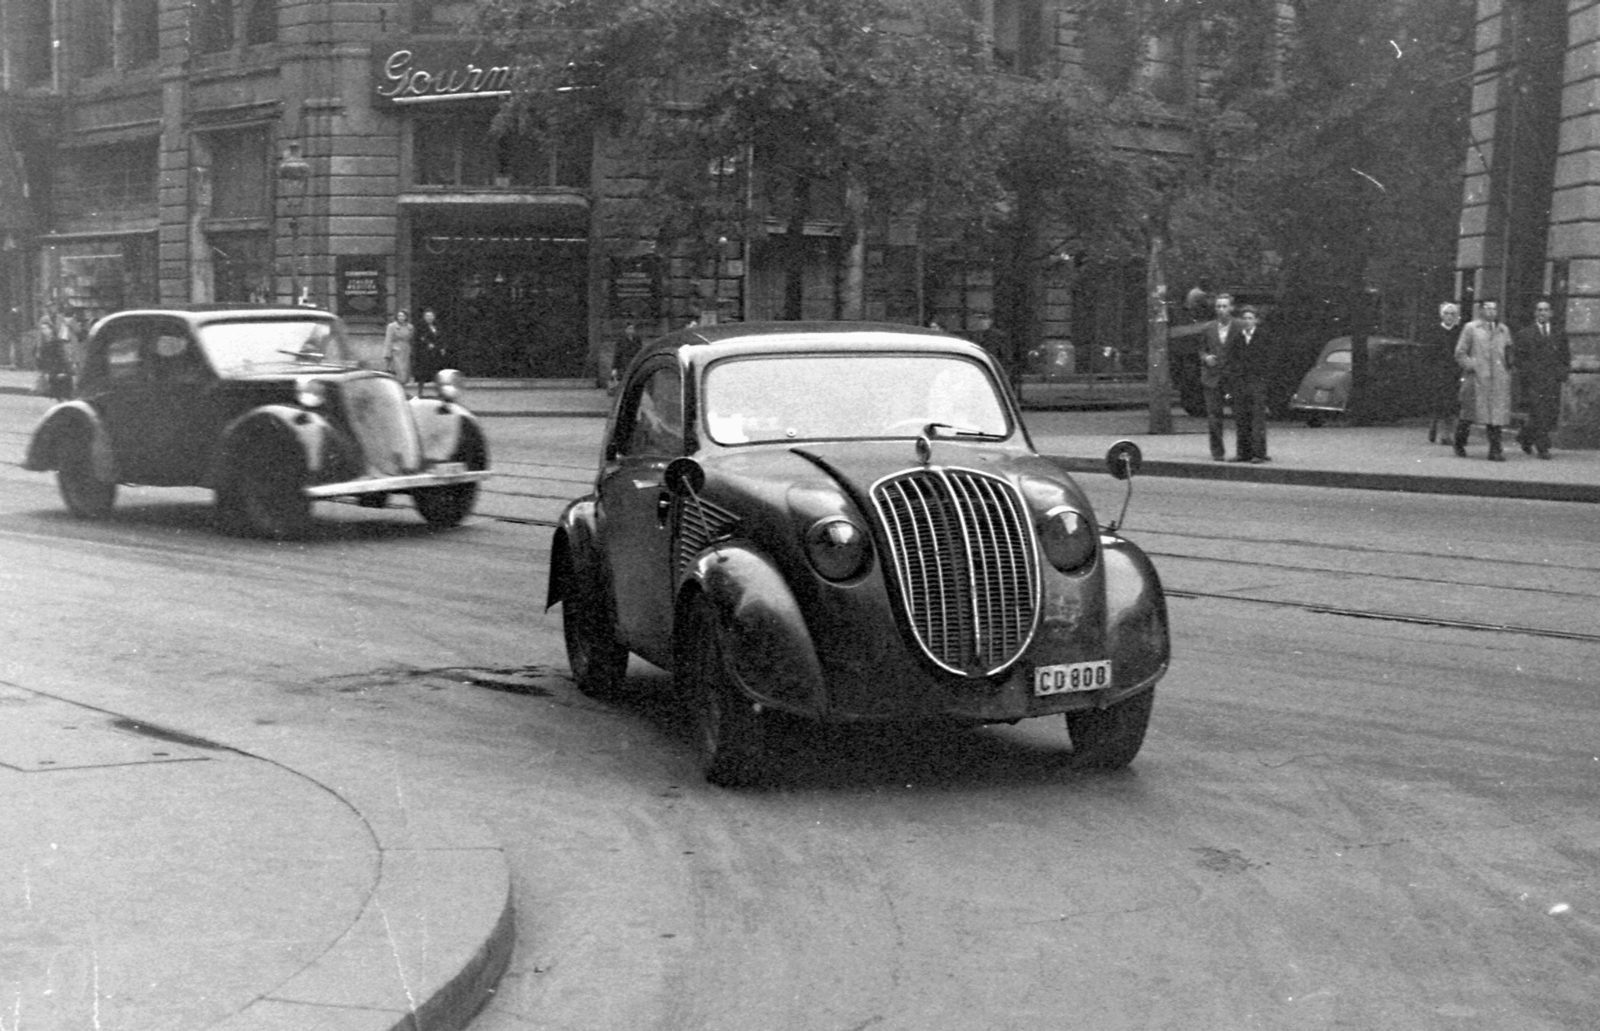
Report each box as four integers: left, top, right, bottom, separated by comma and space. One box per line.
22, 306, 491, 538
547, 322, 1169, 786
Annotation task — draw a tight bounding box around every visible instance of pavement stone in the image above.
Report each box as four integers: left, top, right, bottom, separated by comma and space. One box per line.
3, 360, 1595, 1031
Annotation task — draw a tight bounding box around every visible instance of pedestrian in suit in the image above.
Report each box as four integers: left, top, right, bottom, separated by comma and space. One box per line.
1514, 298, 1570, 459
414, 308, 448, 396
1453, 299, 1514, 461
1424, 301, 1462, 444
1229, 305, 1271, 462
1199, 293, 1238, 461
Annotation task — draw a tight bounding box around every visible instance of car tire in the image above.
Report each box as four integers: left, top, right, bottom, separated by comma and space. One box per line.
217, 456, 310, 540
412, 482, 478, 528
680, 599, 769, 788
1306, 413, 1325, 428
57, 436, 116, 519
561, 585, 629, 700
1065, 689, 1154, 771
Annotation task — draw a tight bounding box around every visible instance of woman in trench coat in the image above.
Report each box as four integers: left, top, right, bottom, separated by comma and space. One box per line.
1452, 299, 1514, 460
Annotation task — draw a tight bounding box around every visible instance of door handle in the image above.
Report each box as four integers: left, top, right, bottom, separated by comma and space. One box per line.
656, 492, 672, 525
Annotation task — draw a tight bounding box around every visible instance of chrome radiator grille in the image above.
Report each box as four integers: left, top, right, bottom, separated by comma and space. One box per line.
872, 468, 1039, 675
336, 376, 420, 475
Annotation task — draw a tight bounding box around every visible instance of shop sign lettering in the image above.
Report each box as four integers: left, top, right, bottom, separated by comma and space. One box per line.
376, 46, 515, 103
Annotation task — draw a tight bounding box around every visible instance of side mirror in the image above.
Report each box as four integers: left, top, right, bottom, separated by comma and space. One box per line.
1105, 440, 1143, 481
663, 456, 706, 497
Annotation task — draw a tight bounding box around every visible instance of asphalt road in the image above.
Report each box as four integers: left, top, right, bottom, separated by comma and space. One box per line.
2, 395, 1596, 1031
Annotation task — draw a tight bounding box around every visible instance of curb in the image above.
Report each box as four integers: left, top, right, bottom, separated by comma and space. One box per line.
213, 803, 515, 1031
1050, 455, 1600, 504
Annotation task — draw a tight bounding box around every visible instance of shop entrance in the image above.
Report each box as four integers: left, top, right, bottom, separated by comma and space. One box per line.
411, 228, 588, 377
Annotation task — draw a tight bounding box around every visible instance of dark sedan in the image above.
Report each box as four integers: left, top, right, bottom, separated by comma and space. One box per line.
1289, 334, 1431, 426
547, 322, 1170, 785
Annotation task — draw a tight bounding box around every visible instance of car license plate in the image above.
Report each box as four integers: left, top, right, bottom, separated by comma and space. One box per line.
1033, 659, 1112, 696
435, 461, 466, 475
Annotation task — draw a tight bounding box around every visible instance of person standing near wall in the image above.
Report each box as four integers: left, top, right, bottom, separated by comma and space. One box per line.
1229, 305, 1271, 463
384, 308, 414, 391
1453, 299, 1514, 461
1514, 297, 1570, 459
1424, 301, 1462, 444
1199, 292, 1238, 461
414, 307, 448, 397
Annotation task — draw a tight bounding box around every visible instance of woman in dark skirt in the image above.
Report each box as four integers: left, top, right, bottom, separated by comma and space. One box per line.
413, 307, 448, 396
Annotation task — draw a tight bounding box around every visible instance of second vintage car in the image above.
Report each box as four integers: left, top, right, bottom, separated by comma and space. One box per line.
1288, 334, 1431, 426
547, 322, 1169, 785
23, 306, 491, 538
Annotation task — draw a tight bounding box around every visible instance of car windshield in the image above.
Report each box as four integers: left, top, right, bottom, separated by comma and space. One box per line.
196, 318, 352, 375
703, 353, 1010, 444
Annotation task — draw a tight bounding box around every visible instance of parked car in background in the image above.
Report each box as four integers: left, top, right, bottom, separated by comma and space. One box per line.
1289, 334, 1431, 426
547, 321, 1170, 786
23, 306, 491, 538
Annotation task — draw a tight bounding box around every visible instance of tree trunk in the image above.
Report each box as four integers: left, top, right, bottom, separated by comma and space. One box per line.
784, 177, 810, 321
841, 175, 866, 320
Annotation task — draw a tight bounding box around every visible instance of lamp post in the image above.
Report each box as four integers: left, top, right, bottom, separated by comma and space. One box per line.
275, 141, 311, 305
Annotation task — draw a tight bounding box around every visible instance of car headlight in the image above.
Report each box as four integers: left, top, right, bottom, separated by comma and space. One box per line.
435, 368, 462, 402
296, 377, 326, 408
804, 517, 872, 581
1037, 505, 1096, 574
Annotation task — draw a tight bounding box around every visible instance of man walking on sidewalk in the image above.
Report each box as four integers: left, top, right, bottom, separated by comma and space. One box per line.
1453, 299, 1514, 461
1230, 305, 1271, 463
1199, 293, 1238, 461
1514, 298, 1570, 459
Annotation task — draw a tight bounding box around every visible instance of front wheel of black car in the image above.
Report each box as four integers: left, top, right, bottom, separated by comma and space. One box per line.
1066, 689, 1154, 771
681, 599, 769, 788
412, 482, 478, 528
217, 463, 311, 540
561, 587, 628, 699
57, 436, 116, 519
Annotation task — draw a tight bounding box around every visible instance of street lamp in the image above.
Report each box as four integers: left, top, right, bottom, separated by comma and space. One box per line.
275, 140, 311, 305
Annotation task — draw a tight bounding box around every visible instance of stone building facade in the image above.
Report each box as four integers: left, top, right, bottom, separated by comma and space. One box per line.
1459, 0, 1600, 446
1, 0, 1276, 380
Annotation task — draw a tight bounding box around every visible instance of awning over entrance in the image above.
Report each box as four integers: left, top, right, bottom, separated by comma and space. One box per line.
398, 191, 590, 237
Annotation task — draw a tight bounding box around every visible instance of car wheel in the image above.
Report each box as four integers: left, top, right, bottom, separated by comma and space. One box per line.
1306, 413, 1325, 428
680, 599, 769, 787
57, 436, 116, 519
1065, 689, 1154, 771
412, 481, 478, 528
561, 586, 628, 699
218, 462, 310, 540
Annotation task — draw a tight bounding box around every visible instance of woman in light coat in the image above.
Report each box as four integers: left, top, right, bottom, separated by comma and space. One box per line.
1452, 299, 1514, 460
384, 309, 414, 389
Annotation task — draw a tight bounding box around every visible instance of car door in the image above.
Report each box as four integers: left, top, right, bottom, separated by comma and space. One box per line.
598, 357, 685, 663
95, 318, 212, 485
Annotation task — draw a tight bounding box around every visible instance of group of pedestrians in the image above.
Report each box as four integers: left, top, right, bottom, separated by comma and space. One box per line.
1425, 298, 1571, 461
1198, 292, 1272, 463
384, 307, 449, 397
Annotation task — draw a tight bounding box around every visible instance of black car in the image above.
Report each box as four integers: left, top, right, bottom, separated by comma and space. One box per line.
547, 322, 1170, 785
1288, 334, 1430, 426
23, 307, 491, 537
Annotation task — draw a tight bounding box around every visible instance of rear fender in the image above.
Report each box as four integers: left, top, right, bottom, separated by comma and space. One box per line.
210, 406, 328, 486
23, 402, 114, 481
676, 543, 828, 716
547, 499, 602, 611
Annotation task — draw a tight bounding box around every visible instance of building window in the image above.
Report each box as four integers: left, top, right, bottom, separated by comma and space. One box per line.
192, 0, 276, 54
1143, 25, 1194, 106
1078, 5, 1138, 95
81, 0, 115, 73
54, 141, 160, 219
15, 0, 55, 85
412, 0, 475, 34
413, 108, 590, 189
127, 0, 161, 66
208, 231, 272, 302
208, 129, 271, 218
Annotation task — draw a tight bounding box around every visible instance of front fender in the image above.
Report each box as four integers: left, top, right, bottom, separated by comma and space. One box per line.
547, 498, 602, 611
1099, 534, 1170, 701
677, 543, 828, 716
209, 406, 329, 487
22, 401, 115, 481
410, 399, 487, 465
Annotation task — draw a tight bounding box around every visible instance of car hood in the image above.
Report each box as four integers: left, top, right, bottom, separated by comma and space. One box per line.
703, 438, 1094, 519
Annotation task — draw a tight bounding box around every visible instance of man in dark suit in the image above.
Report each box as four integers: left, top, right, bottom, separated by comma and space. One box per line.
1230, 305, 1271, 462
1515, 298, 1571, 459
1199, 293, 1237, 461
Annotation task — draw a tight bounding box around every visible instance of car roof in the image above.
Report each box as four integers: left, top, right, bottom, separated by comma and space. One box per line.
95, 306, 339, 330
637, 321, 980, 364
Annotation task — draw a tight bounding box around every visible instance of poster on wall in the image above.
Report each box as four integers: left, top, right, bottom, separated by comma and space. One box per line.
337, 256, 387, 320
